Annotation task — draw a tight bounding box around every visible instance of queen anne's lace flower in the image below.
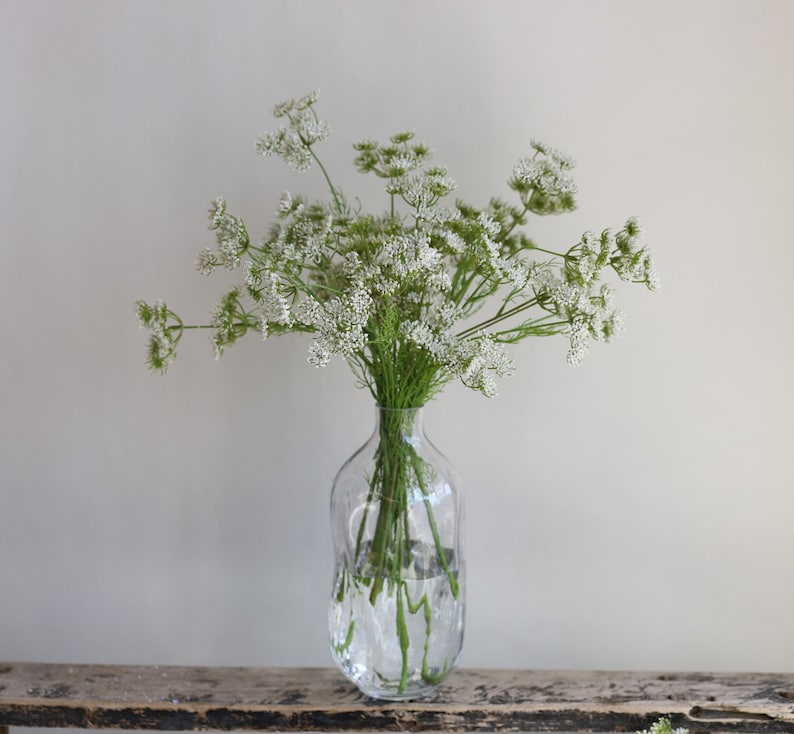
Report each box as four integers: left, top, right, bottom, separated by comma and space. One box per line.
509, 140, 578, 215
195, 248, 217, 276
257, 128, 314, 172
277, 191, 295, 216
610, 218, 661, 291
210, 289, 241, 359
303, 285, 373, 367
402, 317, 514, 398
566, 317, 591, 367
512, 156, 577, 198
384, 232, 445, 285
258, 271, 294, 332
258, 92, 329, 172
273, 90, 320, 118
205, 198, 248, 270
135, 299, 177, 373
457, 335, 514, 398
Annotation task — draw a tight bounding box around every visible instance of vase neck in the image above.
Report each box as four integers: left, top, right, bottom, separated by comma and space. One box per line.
374, 404, 425, 439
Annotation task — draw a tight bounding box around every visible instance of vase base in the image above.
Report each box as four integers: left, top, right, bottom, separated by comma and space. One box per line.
354, 682, 441, 702
335, 661, 450, 701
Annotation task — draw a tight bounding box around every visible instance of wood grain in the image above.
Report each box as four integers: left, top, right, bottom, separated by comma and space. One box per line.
1, 663, 793, 732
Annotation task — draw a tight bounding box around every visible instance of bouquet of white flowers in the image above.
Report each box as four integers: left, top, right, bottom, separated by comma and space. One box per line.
136, 90, 657, 397
136, 90, 657, 699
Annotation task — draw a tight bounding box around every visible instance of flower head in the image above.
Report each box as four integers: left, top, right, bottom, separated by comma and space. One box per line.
303, 284, 373, 367
206, 198, 249, 270
256, 91, 329, 172
511, 142, 578, 214
135, 299, 178, 373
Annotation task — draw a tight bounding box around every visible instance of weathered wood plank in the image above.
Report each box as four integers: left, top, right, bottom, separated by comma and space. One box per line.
0, 663, 793, 732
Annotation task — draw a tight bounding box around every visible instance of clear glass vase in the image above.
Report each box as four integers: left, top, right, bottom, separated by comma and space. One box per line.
328, 405, 465, 700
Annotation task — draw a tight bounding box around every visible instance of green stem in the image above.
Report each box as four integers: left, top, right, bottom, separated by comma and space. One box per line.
408, 446, 459, 598
366, 408, 408, 604
524, 242, 566, 258
457, 295, 541, 339
491, 318, 568, 342
396, 582, 410, 692
493, 201, 530, 244
308, 147, 345, 215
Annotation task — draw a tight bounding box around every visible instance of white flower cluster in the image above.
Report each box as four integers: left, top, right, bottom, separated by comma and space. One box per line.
248, 266, 293, 334
256, 91, 329, 172
383, 231, 449, 291
354, 132, 430, 178
197, 197, 249, 273
611, 217, 660, 291
267, 192, 333, 266
465, 211, 532, 289
511, 139, 578, 214
566, 219, 659, 292
210, 288, 241, 359
135, 299, 177, 373
403, 320, 513, 398
533, 266, 625, 366
303, 285, 372, 367
565, 230, 612, 286
387, 166, 457, 209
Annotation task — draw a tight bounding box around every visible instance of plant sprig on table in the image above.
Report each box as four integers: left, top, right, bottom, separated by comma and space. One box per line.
637, 716, 689, 734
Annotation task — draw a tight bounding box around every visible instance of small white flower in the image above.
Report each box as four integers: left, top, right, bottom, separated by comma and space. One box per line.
273, 90, 320, 118
477, 212, 501, 238
208, 197, 226, 229
458, 335, 513, 397
514, 158, 577, 196
624, 216, 644, 237
293, 89, 320, 111
646, 259, 661, 292
566, 318, 590, 367
256, 129, 313, 171
195, 248, 217, 276
424, 166, 457, 197
259, 271, 293, 327
277, 191, 295, 216
307, 341, 331, 367
294, 109, 330, 146
503, 259, 530, 289
302, 284, 372, 368
386, 154, 415, 178
439, 230, 466, 254
530, 139, 575, 169
637, 716, 689, 734
385, 232, 443, 283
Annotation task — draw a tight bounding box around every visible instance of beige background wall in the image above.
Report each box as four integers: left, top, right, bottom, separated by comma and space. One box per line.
2, 0, 793, 673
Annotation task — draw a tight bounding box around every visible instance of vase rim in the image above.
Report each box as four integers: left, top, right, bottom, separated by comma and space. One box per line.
375, 403, 425, 411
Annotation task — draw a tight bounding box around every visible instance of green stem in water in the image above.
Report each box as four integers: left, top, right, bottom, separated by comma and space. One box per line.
408, 445, 459, 598
365, 410, 406, 604
350, 402, 458, 694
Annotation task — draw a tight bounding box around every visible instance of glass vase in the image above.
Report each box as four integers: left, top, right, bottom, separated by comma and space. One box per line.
328, 405, 465, 700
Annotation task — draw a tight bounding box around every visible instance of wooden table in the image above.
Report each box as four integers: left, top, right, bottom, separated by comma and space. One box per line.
1, 664, 793, 733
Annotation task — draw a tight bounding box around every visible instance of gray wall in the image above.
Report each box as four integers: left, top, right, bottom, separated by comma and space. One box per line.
2, 0, 793, 673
